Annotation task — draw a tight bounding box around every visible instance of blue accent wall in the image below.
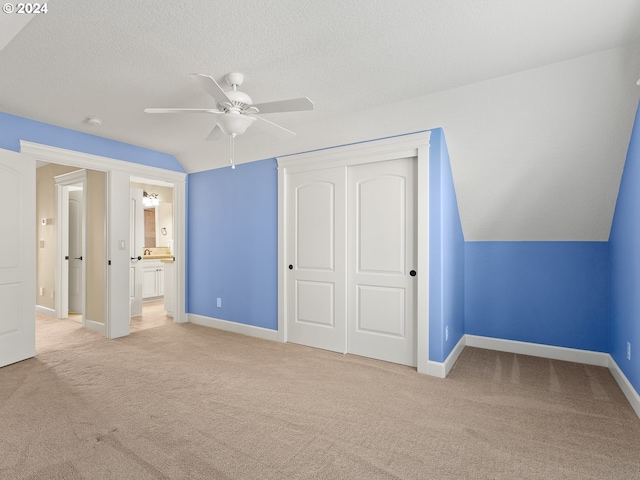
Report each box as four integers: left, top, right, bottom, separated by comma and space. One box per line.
0, 112, 184, 172
187, 159, 278, 329
429, 129, 465, 362
465, 241, 609, 352
609, 100, 640, 393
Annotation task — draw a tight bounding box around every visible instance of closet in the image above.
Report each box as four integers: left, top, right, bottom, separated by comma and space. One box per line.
278, 133, 430, 368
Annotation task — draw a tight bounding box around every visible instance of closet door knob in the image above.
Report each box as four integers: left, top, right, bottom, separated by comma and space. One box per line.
75, 256, 83, 261
288, 264, 293, 270
410, 270, 416, 277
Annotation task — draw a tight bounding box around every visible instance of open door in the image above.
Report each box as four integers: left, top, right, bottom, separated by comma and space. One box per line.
68, 188, 84, 315
130, 187, 143, 316
0, 149, 35, 368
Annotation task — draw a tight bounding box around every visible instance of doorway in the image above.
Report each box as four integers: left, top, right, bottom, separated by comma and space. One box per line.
54, 169, 87, 325
130, 177, 176, 331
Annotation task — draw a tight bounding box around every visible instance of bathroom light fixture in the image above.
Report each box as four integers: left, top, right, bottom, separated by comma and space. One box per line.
143, 191, 159, 207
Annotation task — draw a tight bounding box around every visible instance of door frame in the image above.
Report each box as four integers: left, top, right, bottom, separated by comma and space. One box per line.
21, 141, 187, 339
277, 132, 432, 375
54, 169, 87, 325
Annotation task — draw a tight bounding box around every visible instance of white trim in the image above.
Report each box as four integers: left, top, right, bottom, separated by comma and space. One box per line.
427, 335, 467, 378
278, 133, 431, 172
463, 334, 640, 419
277, 163, 286, 342
21, 141, 185, 184
277, 131, 431, 371
188, 314, 279, 342
416, 143, 430, 375
85, 319, 106, 335
608, 356, 640, 418
35, 305, 56, 317
465, 334, 610, 367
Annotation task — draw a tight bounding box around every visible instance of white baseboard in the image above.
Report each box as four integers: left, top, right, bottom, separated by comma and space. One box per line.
463, 334, 639, 419
427, 335, 467, 378
465, 334, 610, 367
85, 319, 106, 335
188, 314, 279, 342
608, 356, 640, 418
35, 305, 56, 317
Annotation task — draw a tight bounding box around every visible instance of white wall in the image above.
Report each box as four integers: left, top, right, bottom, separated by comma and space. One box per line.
234, 43, 640, 241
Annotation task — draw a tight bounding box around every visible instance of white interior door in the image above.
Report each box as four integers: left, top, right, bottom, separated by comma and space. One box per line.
286, 167, 346, 353
0, 149, 35, 368
348, 158, 417, 366
130, 187, 144, 316
68, 189, 83, 313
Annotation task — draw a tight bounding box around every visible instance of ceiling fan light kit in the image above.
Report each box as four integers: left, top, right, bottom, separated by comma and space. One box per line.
144, 72, 314, 169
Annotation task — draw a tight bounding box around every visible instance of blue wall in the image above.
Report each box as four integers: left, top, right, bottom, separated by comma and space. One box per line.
609, 100, 640, 393
465, 242, 609, 352
187, 159, 279, 329
0, 112, 184, 172
429, 129, 465, 362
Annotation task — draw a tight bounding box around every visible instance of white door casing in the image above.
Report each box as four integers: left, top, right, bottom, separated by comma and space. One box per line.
54, 169, 87, 322
278, 132, 431, 374
130, 187, 143, 316
347, 158, 417, 366
0, 148, 35, 368
55, 169, 87, 327
286, 167, 346, 353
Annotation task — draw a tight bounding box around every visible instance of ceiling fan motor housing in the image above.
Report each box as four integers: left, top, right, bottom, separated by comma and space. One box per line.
222, 89, 253, 112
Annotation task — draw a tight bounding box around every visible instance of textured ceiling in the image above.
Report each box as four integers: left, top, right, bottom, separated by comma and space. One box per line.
1, 0, 640, 240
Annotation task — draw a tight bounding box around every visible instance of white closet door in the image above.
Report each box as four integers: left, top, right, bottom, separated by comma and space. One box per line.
348, 157, 417, 366
286, 167, 346, 353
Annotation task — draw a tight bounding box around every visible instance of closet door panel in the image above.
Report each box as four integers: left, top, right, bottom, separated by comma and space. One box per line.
348, 157, 417, 366
286, 167, 346, 353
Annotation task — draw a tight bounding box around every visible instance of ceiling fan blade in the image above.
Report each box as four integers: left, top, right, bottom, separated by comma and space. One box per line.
253, 115, 296, 139
144, 108, 222, 114
252, 97, 314, 114
206, 125, 225, 141
190, 73, 232, 105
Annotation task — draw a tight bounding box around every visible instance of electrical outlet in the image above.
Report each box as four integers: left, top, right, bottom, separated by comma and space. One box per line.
51, 290, 54, 299
216, 298, 222, 308
627, 342, 631, 361
445, 325, 449, 342
39, 287, 44, 296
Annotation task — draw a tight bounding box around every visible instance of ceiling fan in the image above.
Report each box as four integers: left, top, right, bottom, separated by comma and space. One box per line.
145, 73, 314, 168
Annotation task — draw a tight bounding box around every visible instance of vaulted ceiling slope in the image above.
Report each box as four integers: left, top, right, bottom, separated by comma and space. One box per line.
1, 1, 639, 240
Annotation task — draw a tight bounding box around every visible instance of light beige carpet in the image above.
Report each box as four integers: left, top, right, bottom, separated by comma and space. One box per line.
1, 316, 639, 479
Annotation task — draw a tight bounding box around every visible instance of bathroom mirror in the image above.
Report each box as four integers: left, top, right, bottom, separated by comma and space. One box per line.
143, 202, 173, 248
